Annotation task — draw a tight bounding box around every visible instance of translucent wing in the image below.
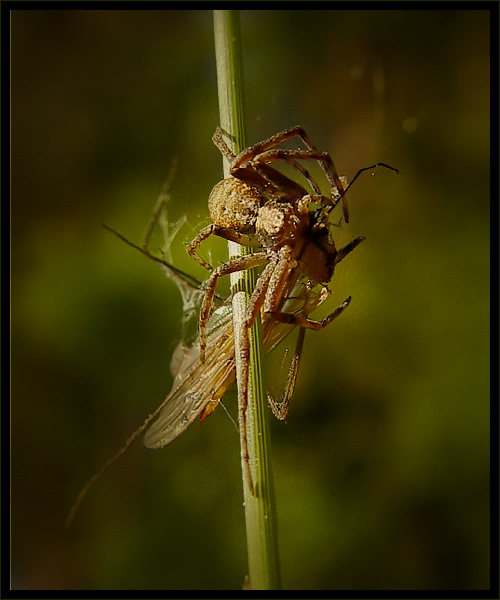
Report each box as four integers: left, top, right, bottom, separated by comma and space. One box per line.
67, 272, 339, 526
144, 304, 235, 448
103, 228, 341, 450
143, 278, 330, 448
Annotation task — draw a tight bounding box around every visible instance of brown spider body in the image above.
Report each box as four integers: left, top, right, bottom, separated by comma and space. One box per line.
208, 178, 263, 234
191, 128, 362, 345
187, 128, 366, 453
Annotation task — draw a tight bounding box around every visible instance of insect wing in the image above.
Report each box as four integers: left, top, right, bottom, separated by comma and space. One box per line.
143, 305, 235, 449
144, 278, 333, 448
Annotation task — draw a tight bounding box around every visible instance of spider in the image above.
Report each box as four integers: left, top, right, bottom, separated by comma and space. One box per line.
185, 127, 380, 493
67, 139, 395, 522
187, 126, 369, 364
184, 129, 365, 477
187, 125, 351, 273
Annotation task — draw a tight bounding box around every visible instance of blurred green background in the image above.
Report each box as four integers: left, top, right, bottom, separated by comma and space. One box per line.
11, 9, 490, 591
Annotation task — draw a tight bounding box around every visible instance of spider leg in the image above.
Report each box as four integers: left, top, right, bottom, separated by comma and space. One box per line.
187, 224, 261, 271
213, 128, 307, 198
232, 163, 310, 200
250, 148, 347, 216
220, 126, 346, 215
212, 127, 237, 162
274, 126, 350, 222
187, 225, 218, 270
238, 156, 323, 200
232, 125, 318, 164
288, 160, 323, 196
259, 247, 296, 320
231, 125, 349, 221
199, 252, 268, 361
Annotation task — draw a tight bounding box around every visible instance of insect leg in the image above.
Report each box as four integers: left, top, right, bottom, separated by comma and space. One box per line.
334, 236, 366, 266
268, 296, 352, 330
187, 224, 260, 271
267, 326, 306, 421
142, 157, 178, 250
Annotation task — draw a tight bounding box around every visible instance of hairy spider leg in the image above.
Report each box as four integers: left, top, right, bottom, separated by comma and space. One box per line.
213, 128, 313, 201
214, 126, 347, 217
187, 223, 261, 271
198, 251, 269, 362
249, 148, 348, 217
230, 125, 350, 222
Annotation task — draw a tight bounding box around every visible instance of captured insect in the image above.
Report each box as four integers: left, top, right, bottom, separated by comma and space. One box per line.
67, 218, 354, 526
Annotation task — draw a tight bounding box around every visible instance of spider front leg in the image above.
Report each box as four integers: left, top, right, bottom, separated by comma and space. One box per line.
216, 125, 344, 206
187, 224, 261, 271
232, 125, 318, 164
198, 251, 268, 361
214, 127, 311, 201
231, 125, 349, 221
214, 125, 316, 166
250, 148, 348, 217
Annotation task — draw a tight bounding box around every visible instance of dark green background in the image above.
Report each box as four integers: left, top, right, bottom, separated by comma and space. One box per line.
11, 9, 490, 591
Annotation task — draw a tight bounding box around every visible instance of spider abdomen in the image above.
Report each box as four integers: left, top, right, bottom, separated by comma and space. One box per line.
208, 178, 264, 232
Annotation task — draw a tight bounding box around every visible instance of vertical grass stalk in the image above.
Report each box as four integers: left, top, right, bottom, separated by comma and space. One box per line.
213, 10, 281, 591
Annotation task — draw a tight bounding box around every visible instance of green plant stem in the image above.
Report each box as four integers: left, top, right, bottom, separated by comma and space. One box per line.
213, 10, 281, 591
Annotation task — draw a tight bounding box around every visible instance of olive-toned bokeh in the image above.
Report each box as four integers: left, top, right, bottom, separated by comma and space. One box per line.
11, 9, 490, 591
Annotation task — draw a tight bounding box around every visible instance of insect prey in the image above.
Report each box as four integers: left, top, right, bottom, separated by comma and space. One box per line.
67, 228, 347, 525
